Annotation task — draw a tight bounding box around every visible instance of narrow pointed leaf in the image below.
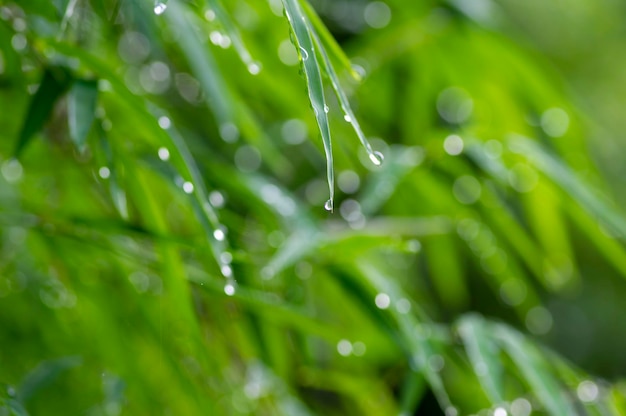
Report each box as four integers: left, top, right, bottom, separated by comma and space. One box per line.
207, 0, 259, 72
68, 79, 98, 150
281, 0, 334, 209
18, 356, 82, 403
14, 66, 73, 157
457, 314, 504, 404
494, 324, 577, 415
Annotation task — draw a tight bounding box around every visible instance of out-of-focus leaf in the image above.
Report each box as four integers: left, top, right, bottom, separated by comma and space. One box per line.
14, 66, 73, 157
207, 0, 259, 73
68, 79, 98, 150
494, 324, 577, 415
457, 314, 504, 404
509, 134, 626, 240
17, 356, 82, 403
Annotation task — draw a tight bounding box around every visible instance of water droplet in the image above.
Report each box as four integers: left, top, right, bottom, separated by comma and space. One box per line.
324, 104, 329, 113
153, 2, 167, 15
299, 46, 309, 61
1, 159, 23, 183
221, 265, 233, 277
494, 407, 508, 416
158, 147, 170, 161
158, 116, 171, 129
247, 62, 261, 75
352, 341, 366, 356
219, 35, 231, 49
324, 199, 333, 212
364, 1, 392, 29
182, 181, 194, 194
224, 281, 236, 296
443, 134, 464, 155
511, 398, 532, 416
343, 114, 352, 122
98, 166, 110, 179
337, 339, 352, 356
204, 9, 215, 21
209, 31, 223, 45
213, 228, 225, 241
395, 298, 411, 314
375, 293, 391, 309
220, 252, 233, 264
369, 151, 384, 166
209, 190, 226, 208
219, 122, 239, 143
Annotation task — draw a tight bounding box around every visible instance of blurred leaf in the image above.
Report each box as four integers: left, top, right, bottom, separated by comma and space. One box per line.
457, 314, 504, 404
67, 79, 98, 150
14, 66, 73, 157
17, 356, 82, 403
494, 324, 577, 415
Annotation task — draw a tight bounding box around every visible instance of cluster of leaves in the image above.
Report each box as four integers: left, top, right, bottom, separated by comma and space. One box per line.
2, 0, 626, 415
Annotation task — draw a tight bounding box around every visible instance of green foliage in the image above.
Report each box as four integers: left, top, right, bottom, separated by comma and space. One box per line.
2, 0, 626, 415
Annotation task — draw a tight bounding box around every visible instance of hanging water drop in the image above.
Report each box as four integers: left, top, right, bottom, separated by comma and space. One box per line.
247, 62, 262, 75
343, 114, 352, 122
324, 199, 333, 212
369, 151, 384, 166
324, 104, 330, 113
153, 2, 167, 15
299, 46, 309, 61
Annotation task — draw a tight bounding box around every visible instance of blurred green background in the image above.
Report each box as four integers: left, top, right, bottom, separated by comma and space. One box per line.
2, 0, 626, 414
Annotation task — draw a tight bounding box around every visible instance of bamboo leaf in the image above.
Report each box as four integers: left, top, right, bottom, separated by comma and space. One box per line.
457, 314, 504, 404
18, 356, 82, 403
14, 66, 73, 157
281, 0, 334, 210
68, 79, 98, 150
494, 324, 577, 415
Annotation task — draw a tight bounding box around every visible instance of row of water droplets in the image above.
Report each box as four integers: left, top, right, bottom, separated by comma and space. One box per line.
154, 1, 261, 76
155, 113, 237, 295
285, 6, 384, 211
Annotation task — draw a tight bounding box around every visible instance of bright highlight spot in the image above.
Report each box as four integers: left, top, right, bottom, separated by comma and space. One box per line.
214, 229, 225, 241
443, 134, 464, 155
158, 147, 170, 161
364, 2, 392, 29
224, 282, 236, 296
337, 339, 352, 356
98, 167, 110, 179
577, 380, 599, 403
375, 293, 391, 309
182, 181, 194, 194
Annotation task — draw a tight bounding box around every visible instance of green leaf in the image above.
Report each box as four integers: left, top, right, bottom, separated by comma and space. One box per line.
457, 314, 504, 404
281, 0, 334, 210
509, 134, 626, 240
18, 356, 82, 403
207, 0, 259, 73
494, 324, 577, 415
68, 79, 98, 150
14, 66, 73, 157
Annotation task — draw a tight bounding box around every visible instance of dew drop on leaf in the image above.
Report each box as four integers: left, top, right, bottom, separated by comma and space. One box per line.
153, 2, 167, 15
369, 151, 384, 166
